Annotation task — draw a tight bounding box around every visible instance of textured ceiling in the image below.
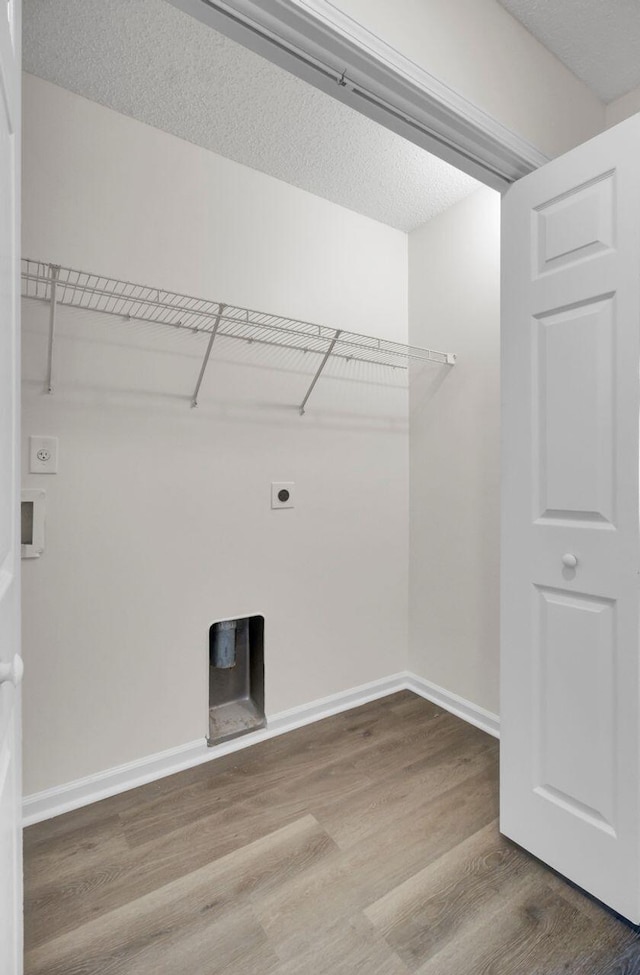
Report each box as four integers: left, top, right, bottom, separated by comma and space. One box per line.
498, 0, 640, 103
22, 0, 479, 233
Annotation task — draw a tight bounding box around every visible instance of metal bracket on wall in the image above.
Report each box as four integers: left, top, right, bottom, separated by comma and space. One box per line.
46, 264, 60, 394
191, 303, 226, 408
299, 329, 341, 416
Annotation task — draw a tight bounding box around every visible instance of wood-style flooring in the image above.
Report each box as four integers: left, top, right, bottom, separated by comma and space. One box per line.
23, 691, 640, 974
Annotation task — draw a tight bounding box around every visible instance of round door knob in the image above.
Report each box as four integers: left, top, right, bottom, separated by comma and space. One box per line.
0, 654, 24, 687
562, 553, 578, 569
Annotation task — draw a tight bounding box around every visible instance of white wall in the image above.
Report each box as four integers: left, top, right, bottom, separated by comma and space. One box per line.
409, 187, 501, 714
606, 88, 640, 129
21, 75, 409, 795
332, 0, 604, 158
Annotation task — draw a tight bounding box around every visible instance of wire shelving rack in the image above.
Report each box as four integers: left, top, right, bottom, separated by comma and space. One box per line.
21, 259, 456, 414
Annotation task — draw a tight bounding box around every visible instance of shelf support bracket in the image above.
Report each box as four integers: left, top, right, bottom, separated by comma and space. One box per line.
46, 264, 60, 394
299, 329, 341, 416
191, 304, 225, 408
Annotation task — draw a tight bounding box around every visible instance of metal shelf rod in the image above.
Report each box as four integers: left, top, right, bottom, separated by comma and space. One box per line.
21, 259, 457, 412
23, 293, 410, 368
22, 262, 454, 363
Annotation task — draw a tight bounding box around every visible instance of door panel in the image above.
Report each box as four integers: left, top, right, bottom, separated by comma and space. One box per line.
534, 586, 615, 833
534, 295, 615, 524
534, 171, 616, 274
501, 114, 640, 922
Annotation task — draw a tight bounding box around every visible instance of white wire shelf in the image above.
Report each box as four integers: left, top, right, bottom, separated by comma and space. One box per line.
21, 259, 456, 414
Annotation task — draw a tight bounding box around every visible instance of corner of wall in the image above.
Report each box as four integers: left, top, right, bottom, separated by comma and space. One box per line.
408, 186, 501, 717
605, 88, 640, 129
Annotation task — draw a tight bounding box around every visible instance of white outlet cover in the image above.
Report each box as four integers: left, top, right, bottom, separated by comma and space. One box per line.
29, 436, 58, 474
271, 482, 294, 509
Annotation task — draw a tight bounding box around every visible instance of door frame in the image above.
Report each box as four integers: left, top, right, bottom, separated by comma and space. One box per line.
0, 0, 22, 971
168, 0, 550, 191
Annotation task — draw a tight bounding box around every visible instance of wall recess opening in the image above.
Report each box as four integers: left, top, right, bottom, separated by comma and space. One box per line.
208, 615, 265, 746
21, 489, 46, 558
21, 501, 34, 546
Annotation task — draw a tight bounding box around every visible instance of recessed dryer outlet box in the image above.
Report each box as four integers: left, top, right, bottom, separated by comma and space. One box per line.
271, 482, 294, 508
29, 436, 58, 474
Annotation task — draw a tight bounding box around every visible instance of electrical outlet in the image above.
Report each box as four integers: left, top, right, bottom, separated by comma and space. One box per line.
271, 482, 294, 509
29, 436, 58, 474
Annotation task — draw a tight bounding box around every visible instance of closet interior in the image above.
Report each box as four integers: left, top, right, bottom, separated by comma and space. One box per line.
20, 0, 499, 805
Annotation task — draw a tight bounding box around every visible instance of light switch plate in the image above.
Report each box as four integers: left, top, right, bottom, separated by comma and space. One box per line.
29, 436, 58, 474
271, 482, 294, 509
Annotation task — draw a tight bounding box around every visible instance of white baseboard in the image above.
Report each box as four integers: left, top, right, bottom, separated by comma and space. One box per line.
405, 673, 500, 739
22, 671, 499, 826
22, 672, 406, 826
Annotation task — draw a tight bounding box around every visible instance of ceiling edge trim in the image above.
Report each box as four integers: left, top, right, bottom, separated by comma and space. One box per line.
168, 0, 551, 190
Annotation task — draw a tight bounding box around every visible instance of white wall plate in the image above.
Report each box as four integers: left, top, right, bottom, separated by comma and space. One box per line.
271, 482, 294, 508
29, 436, 58, 474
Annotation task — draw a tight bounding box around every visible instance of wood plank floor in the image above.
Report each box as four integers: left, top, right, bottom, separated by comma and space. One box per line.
23, 691, 640, 974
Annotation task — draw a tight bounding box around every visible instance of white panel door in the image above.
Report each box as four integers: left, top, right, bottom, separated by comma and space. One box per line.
501, 113, 640, 922
0, 0, 23, 972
